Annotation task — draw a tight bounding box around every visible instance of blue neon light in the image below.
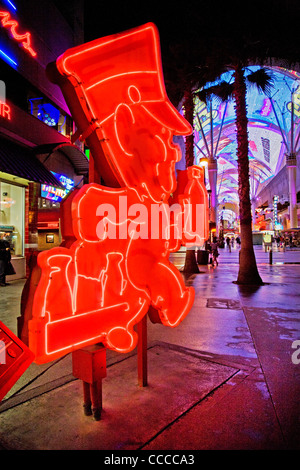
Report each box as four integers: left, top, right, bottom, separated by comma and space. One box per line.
0, 48, 17, 67
41, 184, 67, 202
51, 172, 74, 192
4, 0, 17, 11
41, 172, 75, 202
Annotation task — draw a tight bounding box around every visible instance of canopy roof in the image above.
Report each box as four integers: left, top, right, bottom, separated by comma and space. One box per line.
192, 66, 300, 210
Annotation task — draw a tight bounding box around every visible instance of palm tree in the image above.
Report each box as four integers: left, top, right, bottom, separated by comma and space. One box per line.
233, 66, 273, 284
164, 42, 204, 273
161, 0, 298, 281
182, 87, 201, 273
197, 67, 273, 284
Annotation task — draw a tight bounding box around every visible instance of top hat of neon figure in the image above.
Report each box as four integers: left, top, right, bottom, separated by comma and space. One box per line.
52, 23, 192, 189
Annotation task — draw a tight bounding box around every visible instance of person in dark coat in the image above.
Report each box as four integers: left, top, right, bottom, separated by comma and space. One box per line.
0, 233, 11, 286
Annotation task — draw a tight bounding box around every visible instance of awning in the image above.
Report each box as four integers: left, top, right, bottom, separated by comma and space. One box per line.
34, 142, 89, 175
0, 138, 62, 187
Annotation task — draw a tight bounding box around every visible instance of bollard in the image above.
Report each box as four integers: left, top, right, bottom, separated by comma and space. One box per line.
137, 315, 148, 387
269, 249, 273, 265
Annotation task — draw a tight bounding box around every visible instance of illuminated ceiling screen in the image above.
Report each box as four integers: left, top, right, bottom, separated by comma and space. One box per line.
192, 67, 300, 205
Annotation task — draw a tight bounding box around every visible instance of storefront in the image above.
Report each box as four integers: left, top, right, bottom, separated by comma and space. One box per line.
0, 0, 87, 279
0, 138, 65, 279
0, 134, 88, 280
37, 169, 76, 251
0, 177, 25, 277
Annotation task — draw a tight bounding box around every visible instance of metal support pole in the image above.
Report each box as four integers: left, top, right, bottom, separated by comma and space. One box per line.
287, 156, 298, 228
208, 159, 218, 228
196, 114, 211, 158
270, 98, 290, 152
137, 315, 148, 387
90, 380, 102, 421
72, 343, 106, 421
83, 381, 92, 416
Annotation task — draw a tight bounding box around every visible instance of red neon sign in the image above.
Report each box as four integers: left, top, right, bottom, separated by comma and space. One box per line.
179, 166, 209, 246
0, 11, 37, 57
28, 24, 208, 364
48, 22, 192, 189
0, 100, 10, 119
0, 321, 34, 401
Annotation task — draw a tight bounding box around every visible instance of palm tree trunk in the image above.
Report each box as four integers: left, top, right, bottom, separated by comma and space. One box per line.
182, 88, 200, 274
184, 89, 194, 168
233, 65, 263, 285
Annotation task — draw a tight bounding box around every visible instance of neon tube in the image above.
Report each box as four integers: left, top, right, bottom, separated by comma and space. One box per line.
0, 47, 17, 66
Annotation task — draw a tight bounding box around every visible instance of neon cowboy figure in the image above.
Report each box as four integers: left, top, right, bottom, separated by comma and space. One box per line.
28, 23, 208, 363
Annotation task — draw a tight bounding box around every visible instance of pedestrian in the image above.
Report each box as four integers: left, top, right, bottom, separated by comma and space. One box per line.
0, 233, 11, 286
205, 240, 212, 264
236, 236, 241, 248
211, 239, 219, 267
226, 236, 231, 252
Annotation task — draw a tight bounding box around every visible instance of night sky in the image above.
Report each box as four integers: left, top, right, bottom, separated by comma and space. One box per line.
84, 0, 300, 73
84, 0, 183, 42
84, 0, 300, 42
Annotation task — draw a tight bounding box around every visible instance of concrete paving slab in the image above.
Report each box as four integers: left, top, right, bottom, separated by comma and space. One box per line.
143, 366, 286, 450
238, 277, 300, 309
0, 344, 238, 450
0, 280, 24, 334
244, 306, 300, 449
3, 354, 73, 400
0, 246, 299, 450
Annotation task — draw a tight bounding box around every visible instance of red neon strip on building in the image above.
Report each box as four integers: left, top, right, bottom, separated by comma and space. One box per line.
0, 100, 10, 119
0, 11, 37, 57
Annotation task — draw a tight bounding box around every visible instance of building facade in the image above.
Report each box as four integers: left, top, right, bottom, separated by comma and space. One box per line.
0, 0, 88, 279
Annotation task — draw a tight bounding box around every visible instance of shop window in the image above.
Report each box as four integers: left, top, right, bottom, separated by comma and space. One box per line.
0, 181, 24, 256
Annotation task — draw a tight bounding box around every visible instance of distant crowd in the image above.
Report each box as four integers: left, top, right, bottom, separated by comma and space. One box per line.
204, 235, 241, 266
274, 234, 300, 248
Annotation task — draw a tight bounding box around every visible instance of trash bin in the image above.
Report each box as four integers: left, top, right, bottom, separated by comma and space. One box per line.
197, 250, 209, 265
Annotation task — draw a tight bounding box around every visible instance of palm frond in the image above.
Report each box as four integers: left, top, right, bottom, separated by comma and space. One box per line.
196, 81, 234, 104
245, 68, 274, 95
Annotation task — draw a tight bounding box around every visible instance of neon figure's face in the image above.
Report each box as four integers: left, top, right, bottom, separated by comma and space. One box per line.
54, 23, 192, 200
101, 96, 183, 202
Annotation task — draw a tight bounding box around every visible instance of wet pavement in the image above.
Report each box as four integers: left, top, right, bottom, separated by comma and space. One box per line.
0, 245, 299, 450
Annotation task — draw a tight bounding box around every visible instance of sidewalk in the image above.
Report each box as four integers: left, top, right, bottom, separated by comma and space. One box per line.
0, 246, 299, 450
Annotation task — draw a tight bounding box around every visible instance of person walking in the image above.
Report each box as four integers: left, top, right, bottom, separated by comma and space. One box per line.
0, 233, 11, 286
211, 239, 219, 267
226, 236, 231, 252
